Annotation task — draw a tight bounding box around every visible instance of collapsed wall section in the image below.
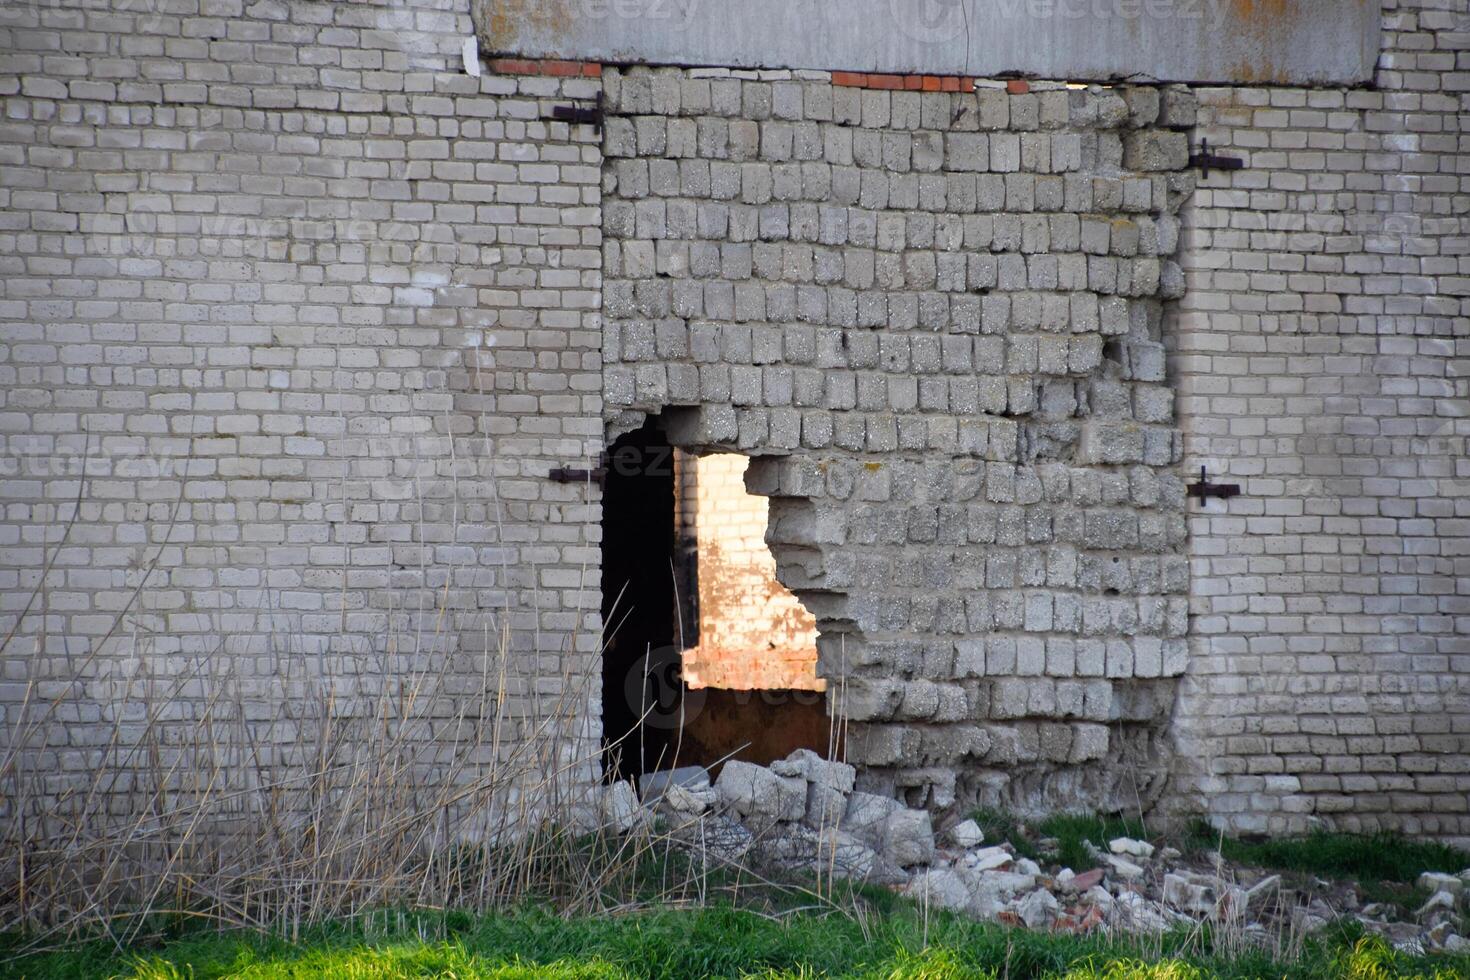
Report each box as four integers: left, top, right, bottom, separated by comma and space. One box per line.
601, 68, 1197, 811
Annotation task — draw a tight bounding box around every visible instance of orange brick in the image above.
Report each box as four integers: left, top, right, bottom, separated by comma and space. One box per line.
489, 58, 535, 75
832, 71, 867, 87
543, 59, 581, 76
921, 75, 942, 91
581, 62, 603, 77
961, 77, 975, 90
940, 76, 960, 92
1006, 78, 1030, 94
902, 74, 922, 90
867, 73, 902, 89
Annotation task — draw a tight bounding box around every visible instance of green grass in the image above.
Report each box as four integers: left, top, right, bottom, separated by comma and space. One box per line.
1034, 814, 1150, 873
967, 809, 1148, 871
7, 903, 1468, 980
1181, 821, 1470, 913
970, 808, 1470, 903
968, 807, 1040, 860
1182, 822, 1470, 884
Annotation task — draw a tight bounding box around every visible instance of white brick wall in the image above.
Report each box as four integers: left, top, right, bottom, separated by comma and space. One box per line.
1171, 0, 1470, 839
0, 0, 605, 808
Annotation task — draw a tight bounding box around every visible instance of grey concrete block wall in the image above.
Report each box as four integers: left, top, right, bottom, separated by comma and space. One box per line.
1170, 1, 1470, 839
600, 67, 1197, 811
0, 0, 604, 809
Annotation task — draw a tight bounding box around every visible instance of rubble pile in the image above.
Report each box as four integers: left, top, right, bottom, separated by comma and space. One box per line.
594, 750, 1470, 953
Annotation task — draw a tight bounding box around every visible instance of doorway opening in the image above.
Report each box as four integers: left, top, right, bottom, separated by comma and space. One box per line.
599, 419, 833, 783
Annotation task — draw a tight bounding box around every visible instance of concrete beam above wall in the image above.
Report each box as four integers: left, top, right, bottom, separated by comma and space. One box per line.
475, 0, 1380, 87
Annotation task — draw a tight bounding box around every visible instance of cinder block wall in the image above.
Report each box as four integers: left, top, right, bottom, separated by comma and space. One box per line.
0, 0, 604, 809
1170, 1, 1470, 838
601, 66, 1197, 811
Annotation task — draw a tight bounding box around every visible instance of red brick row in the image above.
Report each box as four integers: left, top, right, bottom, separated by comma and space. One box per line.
829, 71, 974, 91
487, 58, 602, 78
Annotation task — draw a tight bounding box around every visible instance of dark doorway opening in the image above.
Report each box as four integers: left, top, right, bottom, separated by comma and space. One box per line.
600, 420, 680, 782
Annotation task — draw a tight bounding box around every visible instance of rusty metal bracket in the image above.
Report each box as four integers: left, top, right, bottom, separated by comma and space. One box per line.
1188, 138, 1244, 179
1187, 465, 1241, 504
548, 93, 603, 133
549, 464, 607, 487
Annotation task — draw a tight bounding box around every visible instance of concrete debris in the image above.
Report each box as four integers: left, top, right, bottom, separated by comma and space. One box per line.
1105, 854, 1145, 880
639, 765, 710, 801
1016, 888, 1060, 928
715, 760, 805, 827
621, 753, 1468, 952
1162, 872, 1215, 916
967, 845, 1014, 872
1417, 871, 1462, 895
904, 868, 972, 912
1109, 836, 1155, 858
949, 818, 985, 849
600, 780, 642, 833
1416, 890, 1457, 918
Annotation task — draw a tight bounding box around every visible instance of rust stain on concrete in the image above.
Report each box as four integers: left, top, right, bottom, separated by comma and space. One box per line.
483, 0, 574, 51
1221, 0, 1366, 85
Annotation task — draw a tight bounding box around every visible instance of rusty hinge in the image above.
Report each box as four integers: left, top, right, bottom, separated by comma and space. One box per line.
1188, 138, 1244, 179
548, 93, 603, 133
549, 464, 607, 488
1187, 465, 1241, 504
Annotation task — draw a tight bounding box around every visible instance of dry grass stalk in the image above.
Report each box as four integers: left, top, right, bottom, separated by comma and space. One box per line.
0, 464, 861, 958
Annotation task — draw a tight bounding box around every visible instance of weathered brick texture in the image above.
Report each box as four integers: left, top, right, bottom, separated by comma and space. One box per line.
0, 0, 603, 807
601, 66, 1196, 810
1170, 1, 1470, 838
3, 0, 1464, 837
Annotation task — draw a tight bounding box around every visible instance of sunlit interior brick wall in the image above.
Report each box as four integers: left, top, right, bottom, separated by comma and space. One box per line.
675, 452, 822, 691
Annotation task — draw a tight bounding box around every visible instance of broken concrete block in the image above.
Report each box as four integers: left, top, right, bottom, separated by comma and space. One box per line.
904, 868, 972, 911
772, 747, 855, 793
1106, 854, 1145, 880
1162, 873, 1214, 916
1016, 887, 1060, 928
600, 780, 642, 834
1157, 86, 1198, 128
1418, 872, 1463, 895
1123, 131, 1189, 172
804, 781, 848, 829
1109, 836, 1155, 858
639, 765, 710, 802
948, 818, 985, 849
967, 845, 1014, 872
883, 807, 935, 867
715, 759, 805, 825
660, 781, 719, 815
841, 791, 903, 847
